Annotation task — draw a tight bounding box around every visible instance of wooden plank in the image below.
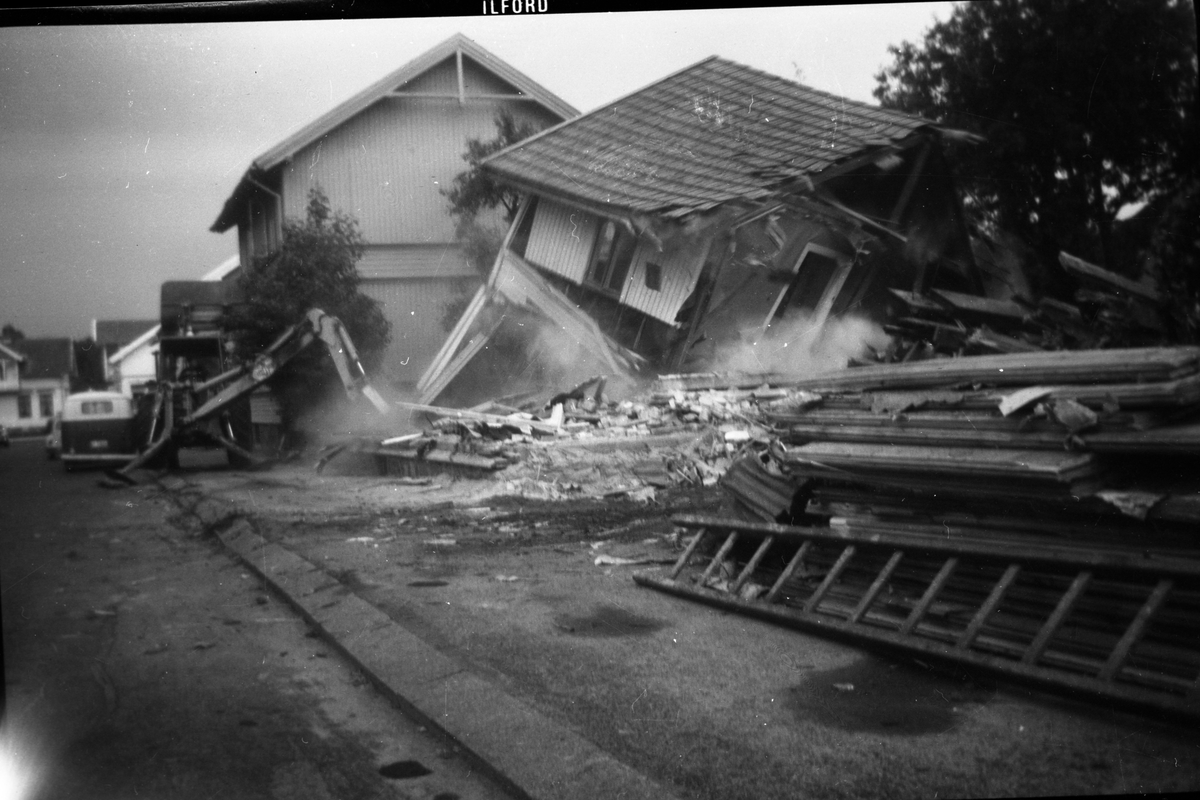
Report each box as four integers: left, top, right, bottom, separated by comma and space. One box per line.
698, 532, 739, 586
802, 545, 857, 613
899, 557, 959, 635
849, 550, 904, 624
787, 347, 1200, 392
777, 442, 1099, 482
766, 541, 812, 603
1023, 570, 1093, 665
671, 529, 708, 580
731, 535, 776, 595
1059, 251, 1162, 303
957, 563, 1022, 650
389, 400, 561, 435
931, 288, 1029, 322
1098, 579, 1174, 682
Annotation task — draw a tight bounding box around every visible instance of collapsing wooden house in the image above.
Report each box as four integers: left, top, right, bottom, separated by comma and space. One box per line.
418, 56, 984, 406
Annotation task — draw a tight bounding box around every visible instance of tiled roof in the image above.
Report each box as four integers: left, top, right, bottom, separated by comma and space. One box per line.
94, 319, 158, 348
16, 338, 74, 380
484, 57, 930, 218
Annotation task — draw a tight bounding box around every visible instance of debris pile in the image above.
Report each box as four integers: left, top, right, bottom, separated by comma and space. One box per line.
633, 345, 1200, 720
874, 250, 1168, 361
331, 374, 780, 500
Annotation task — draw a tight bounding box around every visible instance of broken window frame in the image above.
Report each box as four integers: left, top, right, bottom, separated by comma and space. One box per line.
762, 242, 848, 329
585, 218, 637, 296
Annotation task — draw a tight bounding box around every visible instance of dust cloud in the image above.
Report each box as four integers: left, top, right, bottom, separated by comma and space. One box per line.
709, 312, 890, 378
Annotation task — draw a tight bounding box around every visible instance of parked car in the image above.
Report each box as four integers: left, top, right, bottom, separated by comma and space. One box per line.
0, 423, 9, 447
60, 390, 137, 470
45, 412, 61, 459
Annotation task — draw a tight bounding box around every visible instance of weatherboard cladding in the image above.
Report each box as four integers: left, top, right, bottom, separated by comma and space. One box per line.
280, 58, 561, 245
485, 57, 927, 217
358, 245, 477, 280
521, 198, 702, 325
362, 277, 480, 385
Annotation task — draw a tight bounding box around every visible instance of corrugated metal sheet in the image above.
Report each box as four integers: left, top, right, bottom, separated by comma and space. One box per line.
523, 198, 598, 282
358, 245, 477, 279
485, 57, 928, 217
362, 276, 481, 386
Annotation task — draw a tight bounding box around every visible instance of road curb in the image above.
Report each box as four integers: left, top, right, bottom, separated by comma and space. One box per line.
177, 487, 682, 800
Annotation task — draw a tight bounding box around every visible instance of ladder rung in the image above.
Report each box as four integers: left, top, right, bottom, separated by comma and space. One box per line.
957, 563, 1022, 651
1024, 570, 1092, 666
803, 545, 857, 614
849, 550, 904, 624
670, 527, 709, 579
900, 557, 958, 635
1099, 578, 1174, 683
698, 531, 739, 586
731, 535, 775, 595
766, 541, 812, 603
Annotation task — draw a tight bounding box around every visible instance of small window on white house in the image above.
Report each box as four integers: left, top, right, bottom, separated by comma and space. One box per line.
644, 262, 662, 291
17, 393, 31, 418
38, 391, 53, 418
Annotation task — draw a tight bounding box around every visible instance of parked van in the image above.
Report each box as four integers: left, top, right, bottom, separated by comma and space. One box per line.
60, 390, 137, 469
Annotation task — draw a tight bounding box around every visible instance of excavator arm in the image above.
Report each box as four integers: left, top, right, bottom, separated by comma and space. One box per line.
113, 308, 387, 482
184, 309, 387, 426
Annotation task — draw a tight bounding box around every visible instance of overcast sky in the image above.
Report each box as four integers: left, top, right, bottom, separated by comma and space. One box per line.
0, 2, 957, 339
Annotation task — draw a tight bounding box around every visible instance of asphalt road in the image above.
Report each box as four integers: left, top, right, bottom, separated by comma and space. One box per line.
0, 437, 513, 800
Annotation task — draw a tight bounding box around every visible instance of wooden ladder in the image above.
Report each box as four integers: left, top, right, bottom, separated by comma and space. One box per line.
635, 514, 1200, 720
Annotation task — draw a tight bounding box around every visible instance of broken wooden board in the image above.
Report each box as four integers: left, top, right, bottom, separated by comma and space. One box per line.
1059, 251, 1163, 304
789, 348, 1200, 394
776, 441, 1100, 483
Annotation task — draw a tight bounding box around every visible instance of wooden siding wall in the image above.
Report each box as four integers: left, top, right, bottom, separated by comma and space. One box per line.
523, 198, 598, 283
620, 236, 707, 325
523, 198, 706, 326
358, 244, 477, 280
281, 57, 560, 247
361, 276, 482, 388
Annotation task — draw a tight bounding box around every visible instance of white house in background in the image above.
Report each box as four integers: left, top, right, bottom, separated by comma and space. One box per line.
0, 340, 27, 428
0, 338, 74, 431
210, 33, 578, 390
106, 325, 160, 397
106, 254, 241, 397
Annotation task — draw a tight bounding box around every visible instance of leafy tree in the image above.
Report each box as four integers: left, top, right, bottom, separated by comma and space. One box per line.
227, 188, 390, 426
440, 110, 548, 329
444, 110, 543, 224
875, 0, 1198, 271
1, 323, 25, 344
1146, 176, 1200, 340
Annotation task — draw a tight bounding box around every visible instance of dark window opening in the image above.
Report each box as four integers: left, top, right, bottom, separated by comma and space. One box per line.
509, 196, 540, 258
38, 391, 53, 418
17, 393, 31, 418
774, 250, 841, 321
586, 220, 637, 294
644, 262, 662, 291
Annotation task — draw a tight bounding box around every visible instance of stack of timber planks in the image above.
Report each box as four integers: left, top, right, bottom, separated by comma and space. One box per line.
879, 251, 1168, 359
749, 346, 1200, 548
